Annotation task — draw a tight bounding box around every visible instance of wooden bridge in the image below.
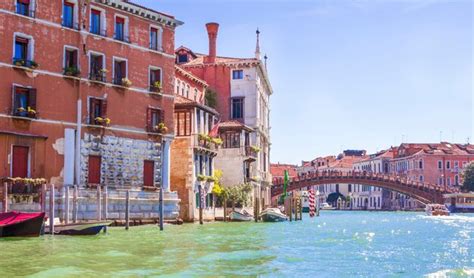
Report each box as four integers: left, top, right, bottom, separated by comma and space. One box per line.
271, 171, 458, 204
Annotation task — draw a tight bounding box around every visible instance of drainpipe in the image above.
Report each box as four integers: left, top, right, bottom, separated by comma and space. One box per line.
75, 98, 82, 185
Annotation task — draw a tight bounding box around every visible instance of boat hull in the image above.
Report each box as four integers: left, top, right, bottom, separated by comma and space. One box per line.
0, 212, 45, 237
48, 222, 111, 236
228, 211, 254, 222
260, 209, 288, 222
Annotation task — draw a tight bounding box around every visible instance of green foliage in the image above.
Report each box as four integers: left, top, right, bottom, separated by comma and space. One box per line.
462, 163, 474, 192
211, 169, 223, 195
205, 88, 218, 109
223, 183, 253, 207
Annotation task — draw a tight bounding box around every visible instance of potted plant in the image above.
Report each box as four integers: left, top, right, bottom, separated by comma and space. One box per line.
16, 107, 26, 113
14, 59, 25, 67
30, 60, 38, 69
152, 81, 162, 92
250, 145, 261, 153
211, 137, 223, 147
27, 106, 36, 117
94, 116, 111, 126
197, 174, 207, 182
121, 78, 132, 87
64, 66, 81, 77
154, 122, 168, 134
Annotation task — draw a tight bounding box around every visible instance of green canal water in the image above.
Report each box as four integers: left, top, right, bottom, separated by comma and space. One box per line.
0, 211, 473, 277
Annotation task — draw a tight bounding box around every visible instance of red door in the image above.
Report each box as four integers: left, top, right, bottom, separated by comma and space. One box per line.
12, 146, 29, 178
143, 160, 154, 187
88, 155, 101, 184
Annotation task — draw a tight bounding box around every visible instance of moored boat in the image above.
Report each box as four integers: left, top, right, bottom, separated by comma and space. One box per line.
320, 202, 335, 210
425, 204, 450, 216
0, 211, 46, 237
259, 208, 288, 222
46, 221, 112, 236
228, 210, 254, 222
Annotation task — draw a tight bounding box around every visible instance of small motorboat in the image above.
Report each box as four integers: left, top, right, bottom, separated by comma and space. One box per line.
0, 211, 46, 237
228, 210, 254, 222
259, 208, 288, 222
320, 202, 334, 210
46, 221, 112, 236
425, 204, 450, 216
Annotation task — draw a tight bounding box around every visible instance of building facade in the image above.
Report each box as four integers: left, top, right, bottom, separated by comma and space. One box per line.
0, 0, 182, 218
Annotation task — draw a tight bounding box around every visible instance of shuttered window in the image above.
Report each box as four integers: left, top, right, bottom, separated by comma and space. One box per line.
175, 111, 191, 136
89, 98, 107, 125
13, 86, 37, 118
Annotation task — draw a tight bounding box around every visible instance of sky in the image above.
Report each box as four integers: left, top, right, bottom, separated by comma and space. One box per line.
136, 0, 473, 165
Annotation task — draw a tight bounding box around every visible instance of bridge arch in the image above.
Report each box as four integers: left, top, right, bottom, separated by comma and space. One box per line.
271, 171, 457, 205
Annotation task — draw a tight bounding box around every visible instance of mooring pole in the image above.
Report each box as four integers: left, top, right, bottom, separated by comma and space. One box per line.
72, 185, 78, 223
125, 190, 130, 230
198, 184, 203, 225
300, 196, 303, 220
2, 182, 8, 213
49, 184, 55, 235
96, 185, 102, 221
223, 196, 227, 222
289, 196, 293, 222
64, 186, 70, 224
103, 185, 108, 220
41, 184, 47, 212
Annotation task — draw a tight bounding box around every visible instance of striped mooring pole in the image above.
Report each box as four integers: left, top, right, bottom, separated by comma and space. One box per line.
309, 189, 315, 218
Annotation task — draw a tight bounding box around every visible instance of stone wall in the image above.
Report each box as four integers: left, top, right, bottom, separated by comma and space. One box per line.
81, 134, 162, 188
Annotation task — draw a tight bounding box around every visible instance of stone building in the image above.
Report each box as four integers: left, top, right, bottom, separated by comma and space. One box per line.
0, 0, 182, 218
174, 23, 273, 212
170, 65, 219, 222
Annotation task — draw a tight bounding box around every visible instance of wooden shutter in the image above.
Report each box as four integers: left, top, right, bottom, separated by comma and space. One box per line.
92, 9, 101, 15
101, 99, 107, 118
146, 108, 153, 132
16, 37, 29, 44
120, 61, 126, 78
143, 160, 154, 187
19, 0, 31, 3
88, 155, 101, 184
116, 17, 125, 24
72, 50, 77, 67
28, 88, 37, 117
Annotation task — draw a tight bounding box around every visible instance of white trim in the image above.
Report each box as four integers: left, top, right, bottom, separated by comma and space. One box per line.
148, 65, 163, 88
113, 13, 129, 40
13, 32, 35, 61
62, 0, 79, 28
14, 0, 36, 17
0, 9, 175, 59
63, 45, 80, 70
112, 56, 128, 81
87, 50, 106, 78
149, 24, 163, 51
89, 5, 107, 35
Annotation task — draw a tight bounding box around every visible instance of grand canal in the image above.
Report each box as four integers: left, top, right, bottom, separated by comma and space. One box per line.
1, 211, 473, 277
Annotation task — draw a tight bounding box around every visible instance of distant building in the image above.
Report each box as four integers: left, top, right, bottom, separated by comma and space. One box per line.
270, 163, 298, 179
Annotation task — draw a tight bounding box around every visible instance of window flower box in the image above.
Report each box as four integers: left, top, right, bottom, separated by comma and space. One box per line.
63, 66, 81, 77
94, 116, 111, 126
13, 58, 38, 70
153, 122, 168, 134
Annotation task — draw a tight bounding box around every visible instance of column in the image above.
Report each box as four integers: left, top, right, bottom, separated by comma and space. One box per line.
161, 138, 171, 192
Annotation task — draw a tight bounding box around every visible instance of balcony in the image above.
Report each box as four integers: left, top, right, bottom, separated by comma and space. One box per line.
89, 72, 106, 83
194, 134, 220, 154
12, 58, 38, 70
245, 146, 259, 161
114, 33, 130, 43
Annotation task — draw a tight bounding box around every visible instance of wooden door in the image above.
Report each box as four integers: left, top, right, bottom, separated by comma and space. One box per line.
12, 146, 29, 178
88, 155, 101, 184
143, 160, 154, 187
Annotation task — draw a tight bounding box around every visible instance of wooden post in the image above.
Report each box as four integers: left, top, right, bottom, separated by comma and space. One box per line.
125, 190, 130, 230
289, 196, 293, 222
64, 186, 70, 224
198, 184, 203, 225
72, 185, 78, 223
41, 184, 47, 212
102, 186, 108, 220
223, 196, 227, 222
299, 196, 303, 220
316, 194, 320, 217
49, 184, 55, 235
2, 182, 8, 213
254, 191, 258, 223
96, 185, 102, 221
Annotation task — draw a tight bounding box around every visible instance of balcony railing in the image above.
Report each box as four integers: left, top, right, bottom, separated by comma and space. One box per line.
245, 146, 258, 159
90, 26, 107, 37
16, 5, 35, 18
89, 72, 106, 83
194, 134, 219, 152
12, 58, 38, 69
149, 85, 162, 93
113, 77, 125, 86
114, 33, 130, 43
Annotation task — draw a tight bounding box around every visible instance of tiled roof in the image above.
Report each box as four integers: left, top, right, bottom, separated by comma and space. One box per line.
270, 163, 298, 178
175, 65, 208, 87
174, 95, 218, 115
218, 120, 253, 131
181, 54, 260, 67
397, 142, 474, 157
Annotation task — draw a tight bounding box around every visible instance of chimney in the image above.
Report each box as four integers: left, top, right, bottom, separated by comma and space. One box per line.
205, 22, 219, 63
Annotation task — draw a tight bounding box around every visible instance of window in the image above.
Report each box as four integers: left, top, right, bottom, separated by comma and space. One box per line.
438, 177, 443, 185
114, 16, 129, 42
89, 98, 107, 125
150, 27, 161, 50
438, 161, 443, 169
146, 108, 163, 132
178, 54, 188, 63
419, 160, 423, 169
447, 178, 451, 186
446, 161, 451, 169
231, 98, 244, 119
14, 36, 32, 66
113, 59, 127, 85
13, 86, 37, 118
175, 111, 191, 136
455, 175, 459, 185
62, 1, 76, 29
223, 132, 240, 148
454, 161, 459, 169
64, 47, 79, 74
89, 53, 105, 82
143, 160, 155, 187
149, 68, 162, 91
88, 155, 101, 184
16, 0, 33, 17
419, 175, 424, 182
90, 9, 105, 36
232, 70, 243, 80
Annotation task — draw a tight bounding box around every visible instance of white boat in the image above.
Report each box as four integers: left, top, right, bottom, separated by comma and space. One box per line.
228, 210, 254, 222
444, 192, 474, 213
320, 202, 334, 210
425, 204, 450, 216
259, 208, 288, 222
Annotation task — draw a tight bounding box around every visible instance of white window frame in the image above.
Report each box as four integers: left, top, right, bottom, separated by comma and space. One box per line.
114, 14, 130, 41
454, 161, 459, 169
13, 32, 35, 61
87, 50, 106, 77
62, 0, 79, 28
89, 5, 107, 35
63, 45, 80, 70
437, 160, 443, 169
446, 160, 451, 169
149, 24, 163, 51
112, 56, 128, 82
14, 0, 36, 16
148, 66, 163, 89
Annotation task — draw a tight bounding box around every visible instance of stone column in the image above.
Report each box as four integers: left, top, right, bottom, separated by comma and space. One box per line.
161, 138, 171, 192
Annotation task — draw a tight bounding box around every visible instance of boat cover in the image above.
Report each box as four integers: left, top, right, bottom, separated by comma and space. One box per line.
0, 212, 45, 227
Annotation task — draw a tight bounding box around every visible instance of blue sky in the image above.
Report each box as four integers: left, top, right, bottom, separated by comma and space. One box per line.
137, 0, 473, 165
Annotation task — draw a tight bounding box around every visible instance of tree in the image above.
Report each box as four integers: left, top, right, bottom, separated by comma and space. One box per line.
462, 163, 474, 192
205, 88, 217, 109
